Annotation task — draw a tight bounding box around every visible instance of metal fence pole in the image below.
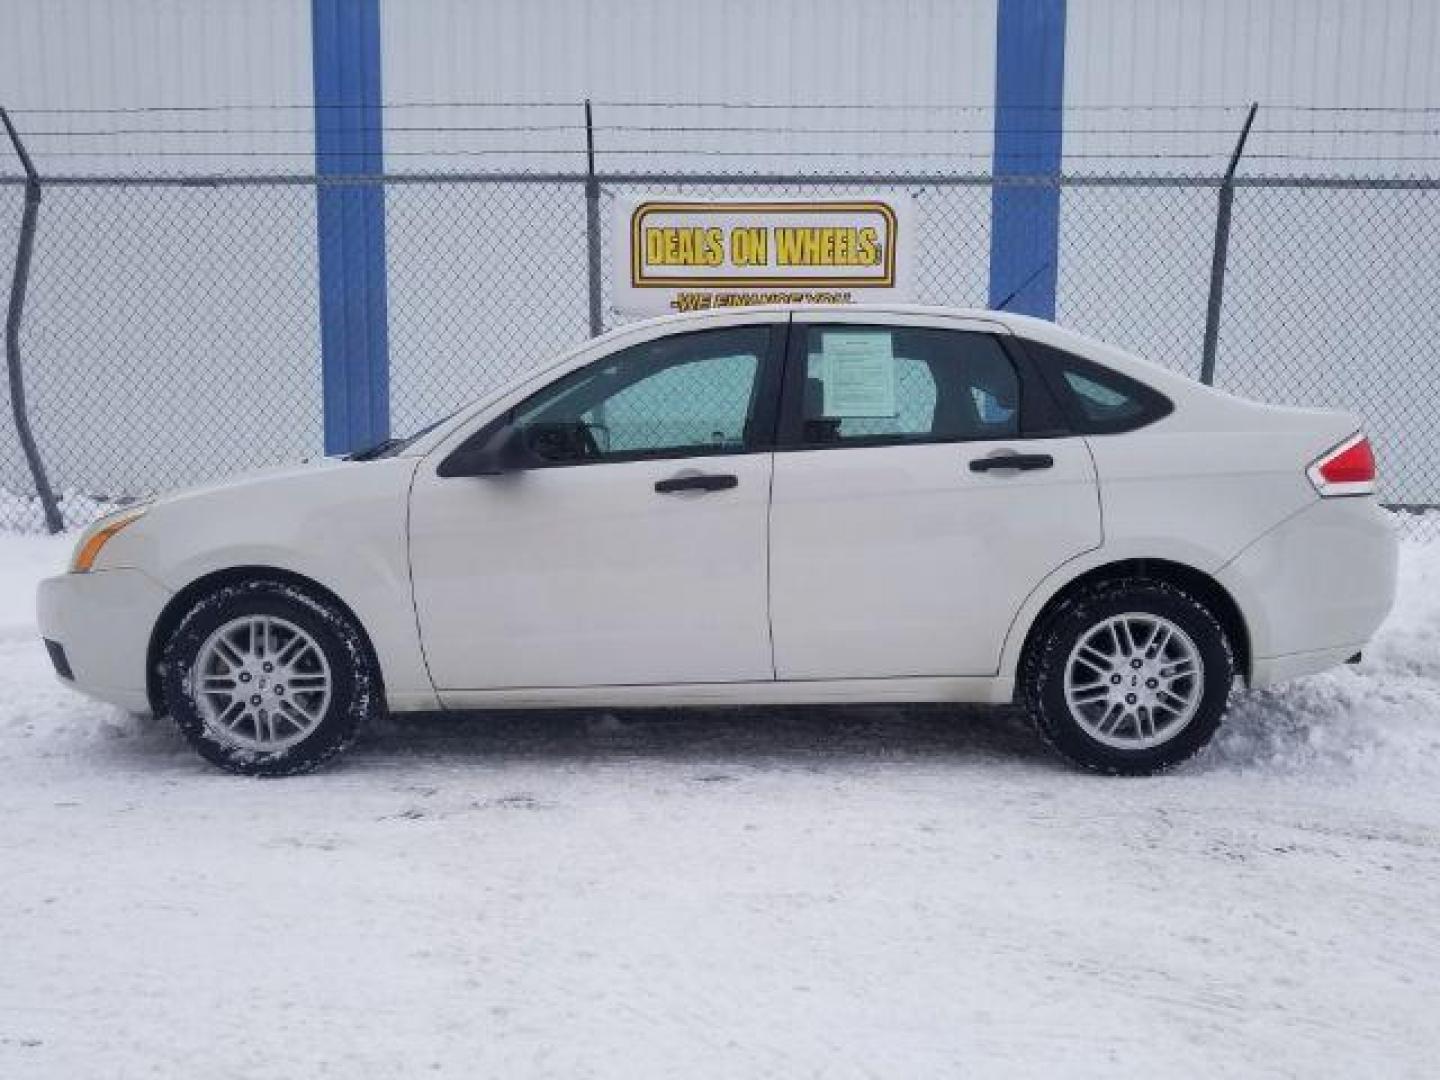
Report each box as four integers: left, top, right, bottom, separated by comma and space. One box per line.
584, 99, 604, 337
1, 107, 62, 534
1199, 102, 1258, 386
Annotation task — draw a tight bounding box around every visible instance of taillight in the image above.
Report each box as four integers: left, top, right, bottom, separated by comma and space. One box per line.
1307, 433, 1376, 497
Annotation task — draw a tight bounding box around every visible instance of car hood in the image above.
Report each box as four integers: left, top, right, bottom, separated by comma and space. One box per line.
153, 455, 352, 507
95, 452, 422, 582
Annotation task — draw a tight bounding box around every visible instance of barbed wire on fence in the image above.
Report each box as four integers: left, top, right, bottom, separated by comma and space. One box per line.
14, 100, 1440, 114
8, 100, 1440, 178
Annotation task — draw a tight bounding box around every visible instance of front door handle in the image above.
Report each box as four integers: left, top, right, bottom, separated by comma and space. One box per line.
655, 472, 739, 494
969, 452, 1054, 473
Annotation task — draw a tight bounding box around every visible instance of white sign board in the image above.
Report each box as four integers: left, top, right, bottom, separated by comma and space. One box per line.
611, 196, 915, 317
820, 330, 897, 418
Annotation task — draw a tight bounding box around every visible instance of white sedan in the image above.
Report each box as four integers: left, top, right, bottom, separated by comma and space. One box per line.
38, 306, 1397, 776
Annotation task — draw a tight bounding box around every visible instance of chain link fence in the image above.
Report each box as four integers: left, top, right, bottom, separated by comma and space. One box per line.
2, 168, 1438, 532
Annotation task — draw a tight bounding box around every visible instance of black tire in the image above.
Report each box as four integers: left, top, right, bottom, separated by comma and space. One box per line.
1020, 577, 1235, 775
161, 579, 380, 777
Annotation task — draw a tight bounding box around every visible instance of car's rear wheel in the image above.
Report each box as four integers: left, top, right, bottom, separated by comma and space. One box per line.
161, 580, 379, 776
1021, 578, 1235, 775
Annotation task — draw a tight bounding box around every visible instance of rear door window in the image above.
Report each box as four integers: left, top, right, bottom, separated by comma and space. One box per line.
786, 326, 1021, 448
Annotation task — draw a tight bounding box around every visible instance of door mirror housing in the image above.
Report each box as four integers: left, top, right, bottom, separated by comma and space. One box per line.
437, 423, 534, 478
437, 420, 603, 477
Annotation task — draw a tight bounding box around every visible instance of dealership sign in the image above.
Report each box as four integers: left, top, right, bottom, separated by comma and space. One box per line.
612, 196, 914, 316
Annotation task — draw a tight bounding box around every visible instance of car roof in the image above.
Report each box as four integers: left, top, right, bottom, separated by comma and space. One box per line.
601, 302, 1125, 360
610, 302, 1017, 334
600, 303, 1098, 354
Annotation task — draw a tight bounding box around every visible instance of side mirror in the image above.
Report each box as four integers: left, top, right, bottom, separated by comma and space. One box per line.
438, 420, 604, 478
436, 424, 534, 478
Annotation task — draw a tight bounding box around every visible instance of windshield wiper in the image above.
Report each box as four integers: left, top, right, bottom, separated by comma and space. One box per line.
346, 411, 458, 462
346, 437, 403, 462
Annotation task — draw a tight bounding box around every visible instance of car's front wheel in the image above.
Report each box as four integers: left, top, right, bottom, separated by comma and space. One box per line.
161, 579, 379, 776
1021, 578, 1235, 775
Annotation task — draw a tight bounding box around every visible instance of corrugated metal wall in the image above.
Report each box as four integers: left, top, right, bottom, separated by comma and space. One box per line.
383, 0, 996, 108
378, 0, 998, 176
1, 0, 312, 108
1068, 0, 1440, 108
1066, 0, 1440, 174
0, 0, 313, 174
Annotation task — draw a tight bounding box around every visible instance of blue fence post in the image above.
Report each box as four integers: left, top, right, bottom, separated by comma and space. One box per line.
312, 0, 389, 454
989, 0, 1067, 319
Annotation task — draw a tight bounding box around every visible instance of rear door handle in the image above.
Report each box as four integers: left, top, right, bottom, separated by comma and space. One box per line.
969, 452, 1054, 473
655, 472, 739, 494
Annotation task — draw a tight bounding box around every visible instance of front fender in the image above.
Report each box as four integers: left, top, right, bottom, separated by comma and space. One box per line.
99, 458, 438, 710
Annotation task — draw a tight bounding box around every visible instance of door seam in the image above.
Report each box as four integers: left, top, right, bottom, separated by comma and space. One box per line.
764, 450, 778, 679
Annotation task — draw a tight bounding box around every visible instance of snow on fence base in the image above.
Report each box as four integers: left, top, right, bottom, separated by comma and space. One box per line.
0, 488, 124, 533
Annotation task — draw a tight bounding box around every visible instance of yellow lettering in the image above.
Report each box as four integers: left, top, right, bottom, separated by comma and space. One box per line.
775, 228, 816, 266
857, 227, 878, 266
774, 227, 879, 267
702, 227, 725, 266
646, 226, 726, 267
729, 226, 769, 267
670, 291, 714, 312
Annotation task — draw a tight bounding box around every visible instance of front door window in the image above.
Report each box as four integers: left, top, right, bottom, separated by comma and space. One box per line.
512, 326, 777, 463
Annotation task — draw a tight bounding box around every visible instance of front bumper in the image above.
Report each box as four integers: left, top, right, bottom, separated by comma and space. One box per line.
1218, 496, 1398, 688
36, 568, 174, 712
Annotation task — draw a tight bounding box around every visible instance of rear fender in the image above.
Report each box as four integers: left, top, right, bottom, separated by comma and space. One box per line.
997, 538, 1264, 685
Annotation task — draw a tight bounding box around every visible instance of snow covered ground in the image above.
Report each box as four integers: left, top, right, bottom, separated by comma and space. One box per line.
2, 528, 1439, 1079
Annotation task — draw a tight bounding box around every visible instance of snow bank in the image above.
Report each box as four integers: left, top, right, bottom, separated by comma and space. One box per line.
1204, 531, 1440, 780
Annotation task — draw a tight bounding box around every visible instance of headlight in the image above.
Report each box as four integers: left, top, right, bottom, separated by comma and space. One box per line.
70, 505, 149, 573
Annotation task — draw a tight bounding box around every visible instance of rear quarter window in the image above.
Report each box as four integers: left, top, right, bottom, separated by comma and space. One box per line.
1022, 341, 1173, 434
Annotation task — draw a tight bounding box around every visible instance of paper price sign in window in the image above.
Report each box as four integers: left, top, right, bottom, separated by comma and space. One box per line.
821, 331, 897, 418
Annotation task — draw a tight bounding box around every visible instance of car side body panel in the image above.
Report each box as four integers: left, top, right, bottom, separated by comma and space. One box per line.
1088, 430, 1334, 571
439, 675, 1012, 710
769, 438, 1101, 678
411, 452, 777, 691
83, 456, 438, 712
1218, 495, 1397, 683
